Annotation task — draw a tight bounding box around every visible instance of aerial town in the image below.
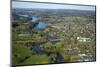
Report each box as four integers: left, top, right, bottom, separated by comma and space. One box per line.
12, 1, 96, 66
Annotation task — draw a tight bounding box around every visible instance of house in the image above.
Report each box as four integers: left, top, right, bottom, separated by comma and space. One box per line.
77, 36, 91, 42
49, 34, 60, 44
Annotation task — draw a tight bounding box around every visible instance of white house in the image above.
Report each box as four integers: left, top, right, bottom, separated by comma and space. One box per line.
77, 36, 91, 42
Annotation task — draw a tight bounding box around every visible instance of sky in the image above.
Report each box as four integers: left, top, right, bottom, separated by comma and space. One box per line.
12, 1, 95, 11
